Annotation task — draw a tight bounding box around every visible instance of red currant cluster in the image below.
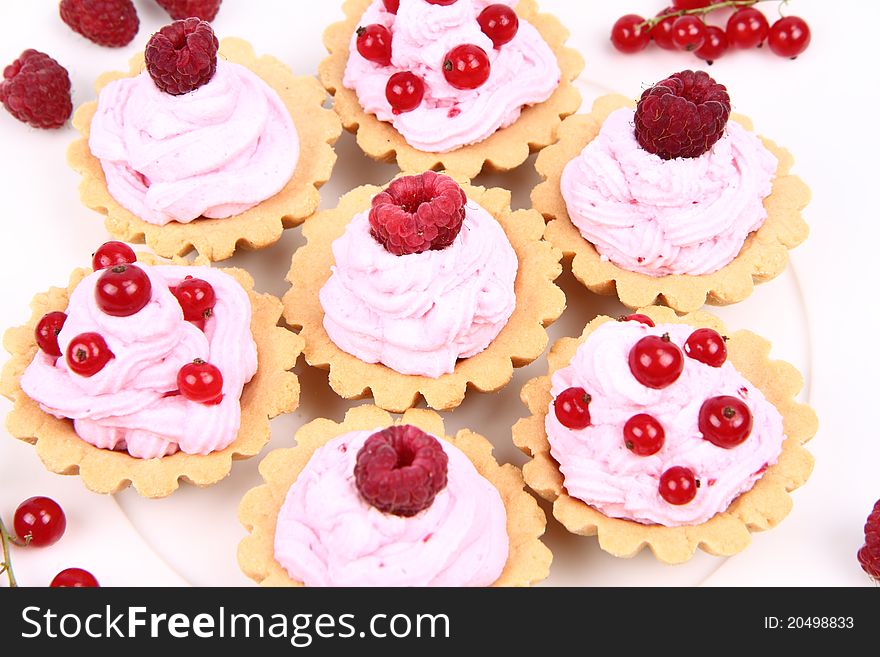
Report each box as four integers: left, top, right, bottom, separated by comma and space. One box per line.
356, 0, 519, 114
35, 242, 224, 404
0, 496, 98, 587
611, 0, 811, 65
553, 317, 754, 506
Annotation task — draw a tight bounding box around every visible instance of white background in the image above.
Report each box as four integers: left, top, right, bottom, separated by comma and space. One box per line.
0, 0, 876, 587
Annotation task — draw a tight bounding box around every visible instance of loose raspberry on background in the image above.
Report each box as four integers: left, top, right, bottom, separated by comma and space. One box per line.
0, 50, 72, 129
858, 499, 880, 582
354, 425, 449, 517
369, 172, 467, 256
145, 18, 219, 96
634, 69, 731, 160
156, 0, 222, 22
59, 0, 139, 48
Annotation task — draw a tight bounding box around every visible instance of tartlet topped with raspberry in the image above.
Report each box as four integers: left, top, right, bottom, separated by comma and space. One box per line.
238, 405, 551, 587
283, 172, 564, 412
68, 20, 341, 261
320, 0, 583, 179
533, 70, 810, 313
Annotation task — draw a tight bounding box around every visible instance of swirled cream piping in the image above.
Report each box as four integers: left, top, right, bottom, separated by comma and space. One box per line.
319, 200, 518, 378
343, 0, 560, 152
273, 429, 509, 586
560, 108, 778, 276
88, 60, 299, 225
20, 265, 257, 459
546, 321, 785, 527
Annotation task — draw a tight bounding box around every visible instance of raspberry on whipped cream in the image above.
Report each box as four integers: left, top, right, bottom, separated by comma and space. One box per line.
546, 321, 786, 527
20, 264, 257, 459
273, 428, 508, 586
319, 192, 518, 378
343, 0, 560, 152
560, 107, 778, 277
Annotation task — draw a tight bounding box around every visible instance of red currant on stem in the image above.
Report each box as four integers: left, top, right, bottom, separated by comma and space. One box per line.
624, 414, 665, 456
478, 4, 519, 49
671, 15, 706, 52
628, 334, 684, 389
696, 25, 728, 64
651, 8, 678, 51
659, 466, 698, 505
356, 24, 392, 66
178, 359, 224, 405
66, 332, 114, 377
386, 71, 425, 114
443, 44, 491, 90
13, 497, 66, 547
610, 14, 650, 54
554, 387, 592, 430
727, 7, 769, 49
684, 328, 727, 367
382, 0, 399, 13
768, 16, 811, 59
699, 395, 753, 448
672, 0, 710, 9
35, 311, 67, 357
92, 241, 136, 271
95, 264, 152, 317
426, 0, 458, 5
619, 313, 655, 327
172, 276, 216, 322
51, 568, 100, 588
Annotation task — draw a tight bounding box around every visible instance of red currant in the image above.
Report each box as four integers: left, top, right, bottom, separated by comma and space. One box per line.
623, 414, 665, 456
443, 44, 491, 90
726, 7, 769, 49
382, 0, 399, 13
95, 264, 152, 317
696, 25, 728, 64
553, 387, 592, 430
178, 359, 224, 405
66, 332, 114, 377
610, 14, 650, 54
171, 276, 216, 322
51, 568, 99, 587
13, 496, 66, 547
356, 24, 392, 66
478, 4, 519, 48
684, 328, 727, 367
35, 311, 67, 357
425, 0, 458, 4
672, 0, 710, 9
671, 15, 706, 52
386, 71, 425, 114
651, 8, 678, 51
628, 334, 684, 389
619, 313, 655, 327
91, 241, 136, 271
659, 466, 698, 505
699, 395, 753, 449
768, 16, 811, 59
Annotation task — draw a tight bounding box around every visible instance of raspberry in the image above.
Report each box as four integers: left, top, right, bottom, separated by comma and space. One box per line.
145, 18, 219, 96
155, 0, 222, 21
369, 172, 467, 256
59, 0, 139, 48
858, 499, 880, 581
354, 425, 449, 517
0, 50, 72, 129
634, 70, 731, 160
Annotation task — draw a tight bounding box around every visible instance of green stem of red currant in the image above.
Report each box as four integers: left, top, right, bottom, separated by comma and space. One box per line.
640, 0, 786, 28
0, 516, 19, 588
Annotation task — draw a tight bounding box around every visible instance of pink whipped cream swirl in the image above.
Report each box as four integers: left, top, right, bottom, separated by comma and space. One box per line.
319, 200, 518, 378
546, 321, 785, 527
20, 265, 257, 459
560, 108, 778, 276
343, 0, 560, 152
273, 429, 509, 586
88, 60, 299, 225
